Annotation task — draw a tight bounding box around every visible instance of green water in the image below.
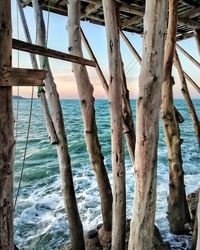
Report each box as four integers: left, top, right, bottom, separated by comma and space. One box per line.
13, 99, 200, 249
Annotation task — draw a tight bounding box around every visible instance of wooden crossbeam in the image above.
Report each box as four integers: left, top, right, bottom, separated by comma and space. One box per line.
0, 67, 47, 86
176, 43, 200, 69
12, 39, 96, 67
81, 2, 102, 18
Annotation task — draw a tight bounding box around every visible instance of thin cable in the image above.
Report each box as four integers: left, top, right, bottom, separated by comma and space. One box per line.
15, 0, 20, 140
14, 87, 35, 211
46, 0, 51, 47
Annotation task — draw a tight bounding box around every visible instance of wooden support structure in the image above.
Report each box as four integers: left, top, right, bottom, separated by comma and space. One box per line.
81, 29, 136, 165
176, 43, 200, 70
184, 71, 200, 94
12, 39, 96, 67
16, 0, 58, 145
161, 0, 190, 234
68, 0, 113, 235
120, 30, 185, 126
0, 1, 14, 249
32, 1, 85, 249
120, 30, 142, 65
0, 67, 46, 86
174, 51, 200, 146
128, 0, 166, 249
194, 29, 200, 55
102, 0, 126, 249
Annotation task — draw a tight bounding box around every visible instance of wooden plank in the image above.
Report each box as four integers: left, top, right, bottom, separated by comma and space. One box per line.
12, 38, 96, 67
0, 67, 47, 86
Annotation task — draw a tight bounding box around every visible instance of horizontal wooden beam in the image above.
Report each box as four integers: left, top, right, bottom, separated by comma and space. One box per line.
12, 39, 96, 67
0, 67, 46, 86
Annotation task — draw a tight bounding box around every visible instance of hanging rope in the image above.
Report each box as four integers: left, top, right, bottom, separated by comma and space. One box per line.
14, 0, 52, 210
13, 87, 35, 211
15, 0, 20, 140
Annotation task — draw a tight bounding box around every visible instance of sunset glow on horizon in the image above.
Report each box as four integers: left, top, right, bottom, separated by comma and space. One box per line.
11, 0, 200, 100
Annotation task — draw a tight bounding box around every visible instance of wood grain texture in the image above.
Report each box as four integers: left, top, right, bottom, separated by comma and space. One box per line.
0, 1, 14, 249
128, 0, 166, 249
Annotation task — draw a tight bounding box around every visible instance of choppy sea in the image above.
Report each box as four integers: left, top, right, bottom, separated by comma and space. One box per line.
13, 99, 200, 250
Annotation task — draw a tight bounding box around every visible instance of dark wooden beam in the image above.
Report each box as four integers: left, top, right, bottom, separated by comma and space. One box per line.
12, 38, 96, 67
0, 67, 46, 86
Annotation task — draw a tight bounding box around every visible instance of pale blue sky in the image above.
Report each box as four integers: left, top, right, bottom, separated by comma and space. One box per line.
11, 0, 200, 99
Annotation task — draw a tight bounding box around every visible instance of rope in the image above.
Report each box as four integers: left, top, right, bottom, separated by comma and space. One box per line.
15, 0, 20, 140
14, 87, 35, 211
14, 0, 52, 210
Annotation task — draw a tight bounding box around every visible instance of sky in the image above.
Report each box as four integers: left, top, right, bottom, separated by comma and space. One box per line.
11, 0, 200, 99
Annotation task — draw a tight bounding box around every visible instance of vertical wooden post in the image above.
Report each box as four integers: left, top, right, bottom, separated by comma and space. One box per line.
128, 0, 166, 249
0, 1, 14, 250
81, 29, 136, 165
67, 0, 113, 234
16, 0, 58, 145
174, 50, 200, 146
32, 1, 85, 249
102, 1, 126, 249
161, 0, 190, 234
194, 29, 200, 55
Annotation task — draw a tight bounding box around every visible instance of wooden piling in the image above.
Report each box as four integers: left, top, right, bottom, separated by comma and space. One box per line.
81, 29, 136, 165
161, 0, 190, 234
0, 1, 14, 249
16, 0, 58, 145
128, 0, 167, 249
102, 0, 126, 249
174, 50, 200, 146
32, 1, 85, 249
67, 0, 113, 233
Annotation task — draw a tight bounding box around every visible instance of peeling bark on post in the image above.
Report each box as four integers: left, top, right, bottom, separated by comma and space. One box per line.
102, 0, 126, 249
161, 0, 190, 234
67, 0, 113, 232
128, 0, 166, 249
194, 29, 200, 55
174, 51, 200, 146
81, 29, 136, 165
0, 1, 14, 250
17, 0, 58, 145
32, 1, 85, 249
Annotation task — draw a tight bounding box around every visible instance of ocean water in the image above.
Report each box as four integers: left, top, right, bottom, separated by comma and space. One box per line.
13, 99, 200, 250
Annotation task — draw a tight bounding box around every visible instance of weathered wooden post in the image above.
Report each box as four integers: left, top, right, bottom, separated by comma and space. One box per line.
32, 1, 85, 249
67, 0, 113, 234
0, 1, 14, 249
102, 0, 126, 249
128, 0, 166, 249
81, 29, 136, 165
161, 0, 191, 234
194, 29, 200, 55
16, 0, 58, 145
174, 50, 200, 146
